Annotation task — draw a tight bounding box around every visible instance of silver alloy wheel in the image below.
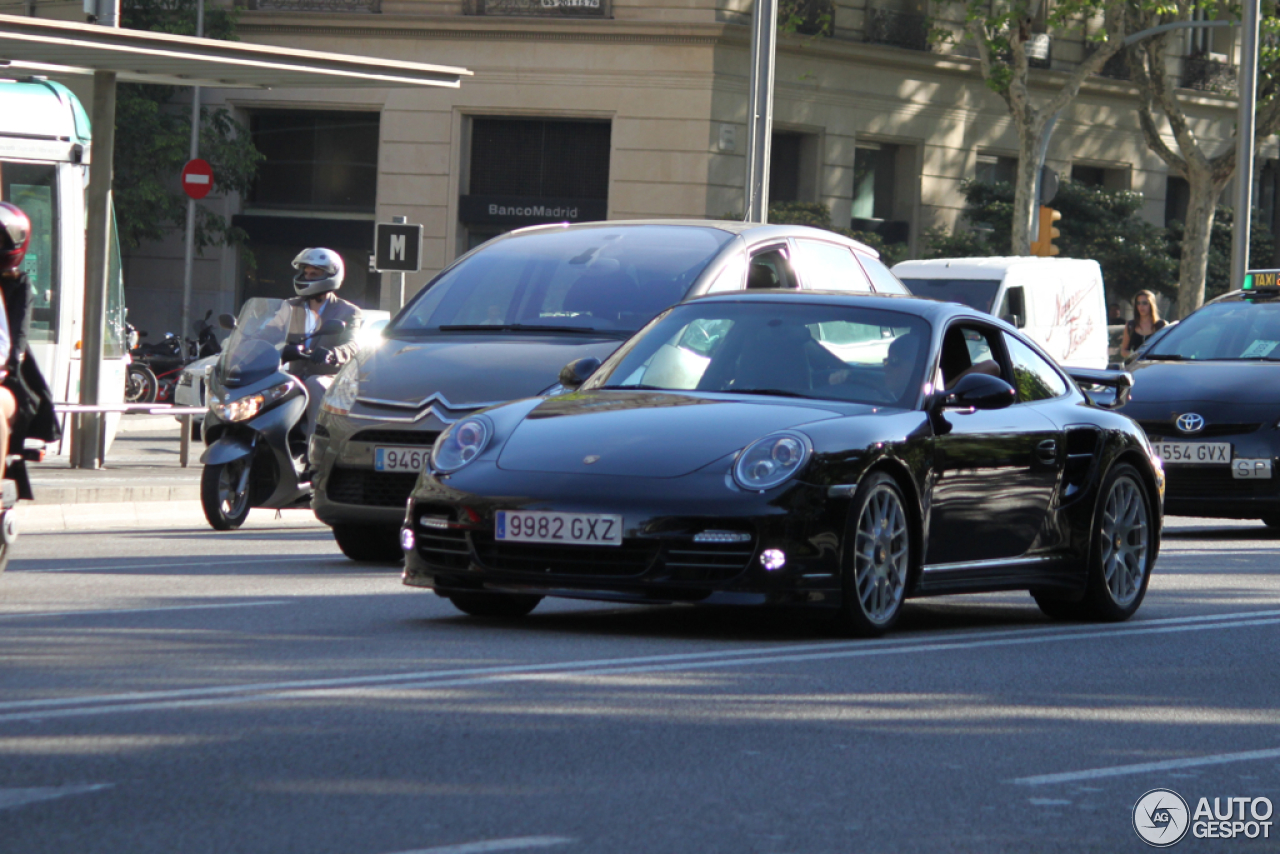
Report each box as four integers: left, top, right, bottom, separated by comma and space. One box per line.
1101, 474, 1148, 607
853, 483, 909, 625
218, 460, 251, 519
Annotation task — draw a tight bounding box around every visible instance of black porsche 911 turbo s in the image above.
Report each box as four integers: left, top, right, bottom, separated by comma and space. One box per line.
1119, 271, 1280, 526
400, 291, 1164, 636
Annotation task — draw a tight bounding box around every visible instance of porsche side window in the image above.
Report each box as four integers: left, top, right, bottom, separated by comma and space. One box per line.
938, 325, 1004, 390
1004, 334, 1068, 402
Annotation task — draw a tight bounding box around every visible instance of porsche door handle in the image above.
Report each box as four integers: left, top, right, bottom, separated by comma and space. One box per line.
1035, 439, 1059, 464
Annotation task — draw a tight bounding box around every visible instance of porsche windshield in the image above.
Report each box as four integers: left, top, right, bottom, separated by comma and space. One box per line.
391, 226, 734, 336
1145, 300, 1280, 361
587, 301, 932, 407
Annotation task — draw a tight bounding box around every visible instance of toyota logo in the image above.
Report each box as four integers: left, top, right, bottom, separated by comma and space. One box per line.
1176, 412, 1206, 434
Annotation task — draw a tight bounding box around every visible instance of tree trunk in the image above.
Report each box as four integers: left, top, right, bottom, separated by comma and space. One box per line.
1176, 176, 1219, 319
1012, 115, 1045, 256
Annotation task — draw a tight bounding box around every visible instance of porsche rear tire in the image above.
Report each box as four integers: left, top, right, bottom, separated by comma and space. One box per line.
447, 591, 542, 619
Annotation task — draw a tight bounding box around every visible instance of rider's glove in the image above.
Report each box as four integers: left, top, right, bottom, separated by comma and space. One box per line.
281, 343, 306, 362
308, 347, 335, 366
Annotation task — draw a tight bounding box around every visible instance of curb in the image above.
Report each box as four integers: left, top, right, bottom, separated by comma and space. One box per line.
32, 485, 201, 505
16, 500, 327, 533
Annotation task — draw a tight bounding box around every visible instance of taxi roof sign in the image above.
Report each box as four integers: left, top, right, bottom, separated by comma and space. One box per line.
1242, 269, 1280, 292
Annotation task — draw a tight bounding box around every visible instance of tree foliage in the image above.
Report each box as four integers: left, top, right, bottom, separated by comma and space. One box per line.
921, 179, 1177, 304
115, 0, 263, 253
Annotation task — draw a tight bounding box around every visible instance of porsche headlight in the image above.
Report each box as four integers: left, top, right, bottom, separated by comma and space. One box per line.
431, 416, 493, 473
733, 431, 811, 491
321, 361, 360, 416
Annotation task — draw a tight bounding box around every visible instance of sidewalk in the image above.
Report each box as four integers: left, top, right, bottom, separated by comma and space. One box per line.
20, 414, 321, 532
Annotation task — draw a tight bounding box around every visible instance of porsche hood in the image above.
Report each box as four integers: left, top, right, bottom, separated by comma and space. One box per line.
495, 391, 859, 478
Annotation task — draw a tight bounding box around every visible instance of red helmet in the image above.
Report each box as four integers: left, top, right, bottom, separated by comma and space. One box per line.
0, 202, 30, 274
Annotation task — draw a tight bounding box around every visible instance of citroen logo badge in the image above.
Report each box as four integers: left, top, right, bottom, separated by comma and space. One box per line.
1176, 413, 1206, 434
583, 455, 600, 465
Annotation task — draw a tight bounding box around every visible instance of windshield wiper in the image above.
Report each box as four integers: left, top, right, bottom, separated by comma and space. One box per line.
436, 324, 616, 334
728, 388, 818, 399
1141, 353, 1188, 361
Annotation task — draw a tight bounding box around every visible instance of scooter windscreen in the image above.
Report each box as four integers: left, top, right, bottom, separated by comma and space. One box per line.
217, 298, 306, 388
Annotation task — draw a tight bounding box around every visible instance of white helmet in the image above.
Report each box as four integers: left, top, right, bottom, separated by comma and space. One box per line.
291, 247, 345, 297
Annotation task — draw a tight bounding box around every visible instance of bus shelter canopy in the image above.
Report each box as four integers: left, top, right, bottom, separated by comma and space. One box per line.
0, 14, 470, 89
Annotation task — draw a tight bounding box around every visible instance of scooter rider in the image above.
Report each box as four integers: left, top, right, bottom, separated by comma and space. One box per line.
281, 248, 363, 443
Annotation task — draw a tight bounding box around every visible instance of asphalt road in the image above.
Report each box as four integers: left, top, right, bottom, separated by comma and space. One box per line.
1, 515, 1278, 854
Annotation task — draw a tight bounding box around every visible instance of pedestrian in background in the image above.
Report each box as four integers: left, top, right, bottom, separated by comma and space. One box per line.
1120, 289, 1166, 361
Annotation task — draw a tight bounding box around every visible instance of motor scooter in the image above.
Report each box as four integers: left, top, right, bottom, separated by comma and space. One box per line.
199, 298, 343, 530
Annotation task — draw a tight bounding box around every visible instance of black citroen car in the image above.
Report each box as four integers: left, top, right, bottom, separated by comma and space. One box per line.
401, 291, 1164, 636
1119, 272, 1280, 526
311, 220, 910, 561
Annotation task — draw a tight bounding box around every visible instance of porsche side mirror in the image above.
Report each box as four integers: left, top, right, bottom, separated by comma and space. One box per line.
218, 313, 237, 331
942, 373, 1016, 410
559, 357, 601, 390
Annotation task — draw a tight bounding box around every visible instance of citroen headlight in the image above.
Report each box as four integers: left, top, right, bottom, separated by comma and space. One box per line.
431, 416, 494, 473
213, 381, 294, 423
321, 361, 360, 416
733, 431, 811, 491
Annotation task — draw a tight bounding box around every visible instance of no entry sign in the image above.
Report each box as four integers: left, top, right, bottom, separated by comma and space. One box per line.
181, 158, 213, 200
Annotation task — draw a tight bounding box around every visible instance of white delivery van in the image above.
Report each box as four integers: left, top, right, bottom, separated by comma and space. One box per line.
891, 257, 1109, 369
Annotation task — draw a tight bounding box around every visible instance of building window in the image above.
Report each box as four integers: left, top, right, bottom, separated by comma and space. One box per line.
1071, 164, 1130, 192
238, 109, 381, 307
851, 143, 913, 246
769, 131, 819, 205
248, 110, 380, 212
976, 154, 1018, 186
460, 117, 611, 248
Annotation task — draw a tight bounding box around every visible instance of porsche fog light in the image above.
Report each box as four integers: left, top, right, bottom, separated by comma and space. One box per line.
733, 432, 811, 491
431, 416, 493, 473
321, 360, 360, 416
760, 549, 786, 571
400, 527, 415, 551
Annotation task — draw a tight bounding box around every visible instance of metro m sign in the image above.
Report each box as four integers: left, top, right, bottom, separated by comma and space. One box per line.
374, 222, 423, 273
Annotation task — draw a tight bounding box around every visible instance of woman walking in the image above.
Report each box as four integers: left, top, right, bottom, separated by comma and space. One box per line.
1120, 289, 1167, 361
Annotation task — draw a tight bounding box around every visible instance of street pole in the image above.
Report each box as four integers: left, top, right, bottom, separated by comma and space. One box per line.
743, 0, 777, 223
392, 214, 407, 310
75, 69, 116, 469
179, 0, 204, 361
1230, 0, 1260, 290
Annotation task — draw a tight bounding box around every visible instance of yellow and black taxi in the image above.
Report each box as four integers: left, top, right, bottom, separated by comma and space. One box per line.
1119, 270, 1280, 527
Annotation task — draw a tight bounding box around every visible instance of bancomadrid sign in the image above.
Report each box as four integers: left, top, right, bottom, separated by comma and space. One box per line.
459, 194, 607, 226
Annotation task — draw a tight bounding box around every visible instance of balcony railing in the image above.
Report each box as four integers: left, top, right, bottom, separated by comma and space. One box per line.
245, 0, 380, 10
1182, 55, 1237, 93
463, 0, 610, 17
864, 8, 930, 53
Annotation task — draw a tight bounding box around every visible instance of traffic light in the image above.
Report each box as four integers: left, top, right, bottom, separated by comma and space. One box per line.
1030, 206, 1062, 257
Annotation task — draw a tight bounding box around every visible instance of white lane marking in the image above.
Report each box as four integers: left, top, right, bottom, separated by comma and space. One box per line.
1, 608, 1278, 725
14, 556, 341, 573
2, 608, 1268, 712
0, 601, 292, 621
1012, 747, 1280, 787
0, 783, 113, 811
385, 837, 573, 854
